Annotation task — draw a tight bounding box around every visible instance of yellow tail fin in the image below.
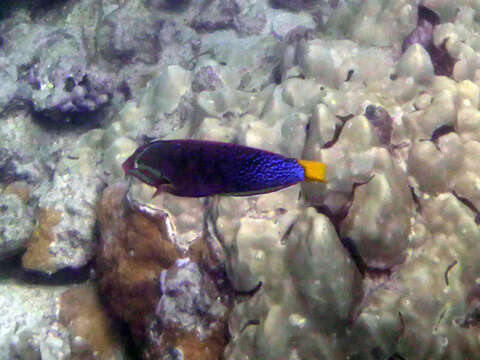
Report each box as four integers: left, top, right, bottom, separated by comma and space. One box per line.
297, 159, 327, 182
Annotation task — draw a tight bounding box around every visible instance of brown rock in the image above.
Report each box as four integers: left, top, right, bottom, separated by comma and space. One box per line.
22, 207, 62, 273
96, 183, 232, 359
59, 284, 126, 360
97, 183, 180, 340
145, 327, 229, 360
5, 181, 31, 202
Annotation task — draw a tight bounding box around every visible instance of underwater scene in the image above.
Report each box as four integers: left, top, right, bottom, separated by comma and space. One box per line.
0, 0, 479, 359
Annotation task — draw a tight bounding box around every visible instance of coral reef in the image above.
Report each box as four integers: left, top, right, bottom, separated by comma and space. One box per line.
1, 19, 112, 121
96, 183, 180, 340
147, 259, 229, 360
1, 0, 480, 358
96, 183, 231, 358
402, 5, 456, 76
23, 130, 105, 274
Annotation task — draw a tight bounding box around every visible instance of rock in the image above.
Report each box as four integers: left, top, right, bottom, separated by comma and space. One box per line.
97, 3, 199, 70
96, 3, 163, 66
22, 207, 63, 273
96, 183, 180, 339
22, 130, 105, 275
402, 4, 456, 77
365, 105, 394, 146
192, 65, 224, 93
224, 208, 363, 359
0, 274, 69, 360
191, 0, 240, 33
97, 183, 231, 359
59, 284, 128, 360
396, 43, 435, 84
147, 259, 229, 360
0, 190, 35, 260
341, 170, 412, 269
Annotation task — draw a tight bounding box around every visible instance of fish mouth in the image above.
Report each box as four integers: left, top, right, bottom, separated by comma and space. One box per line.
122, 155, 135, 175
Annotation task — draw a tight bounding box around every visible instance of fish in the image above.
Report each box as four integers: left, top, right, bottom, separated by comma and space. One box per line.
122, 139, 326, 197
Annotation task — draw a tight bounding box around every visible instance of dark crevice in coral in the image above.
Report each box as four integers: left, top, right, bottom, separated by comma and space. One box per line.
234, 281, 263, 297
0, 0, 65, 20
147, 0, 191, 12
315, 203, 346, 234
397, 311, 405, 342
402, 5, 440, 52
409, 185, 422, 213
94, 286, 144, 360
315, 175, 374, 232
434, 308, 448, 333
117, 81, 132, 101
31, 105, 108, 130
314, 175, 392, 277
345, 69, 354, 82
402, 4, 456, 77
77, 74, 89, 88
41, 148, 62, 182
430, 39, 456, 76
240, 319, 260, 333
418, 124, 455, 151
190, 0, 240, 33
272, 64, 283, 84
339, 237, 367, 276
456, 301, 480, 329
118, 323, 144, 360
340, 238, 392, 278
285, 26, 315, 44
269, 0, 316, 11
451, 191, 480, 224
364, 265, 392, 279
417, 4, 441, 26
22, 261, 94, 286
373, 347, 406, 360
430, 124, 455, 146
0, 252, 94, 286
388, 354, 406, 360
444, 259, 458, 287
64, 76, 76, 92
202, 252, 262, 302
322, 114, 354, 149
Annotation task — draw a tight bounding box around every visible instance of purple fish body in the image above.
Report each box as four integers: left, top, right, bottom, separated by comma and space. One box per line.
123, 139, 306, 197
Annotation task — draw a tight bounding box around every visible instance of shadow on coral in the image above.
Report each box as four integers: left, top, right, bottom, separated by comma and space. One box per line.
0, 0, 66, 20
0, 252, 93, 286
30, 106, 109, 132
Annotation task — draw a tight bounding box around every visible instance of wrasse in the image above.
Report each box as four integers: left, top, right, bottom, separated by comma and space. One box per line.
122, 139, 326, 197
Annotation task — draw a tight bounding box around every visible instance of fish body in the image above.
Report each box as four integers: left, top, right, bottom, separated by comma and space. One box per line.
122, 139, 326, 197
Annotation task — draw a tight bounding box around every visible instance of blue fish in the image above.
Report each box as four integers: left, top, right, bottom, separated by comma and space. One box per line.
123, 139, 326, 197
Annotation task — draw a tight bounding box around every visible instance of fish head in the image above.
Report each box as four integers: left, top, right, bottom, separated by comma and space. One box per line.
122, 143, 172, 187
